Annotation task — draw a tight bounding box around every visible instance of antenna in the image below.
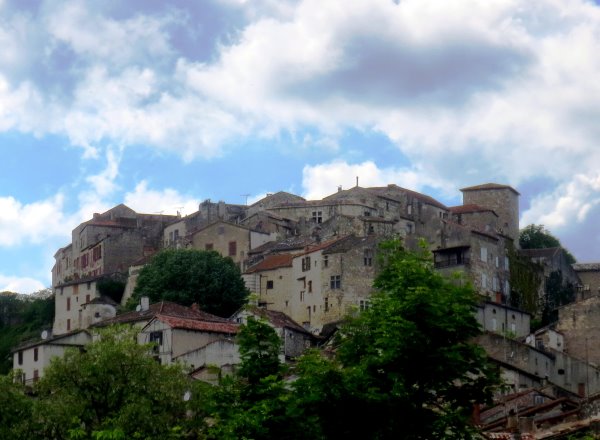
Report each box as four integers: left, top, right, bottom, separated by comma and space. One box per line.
241, 194, 250, 205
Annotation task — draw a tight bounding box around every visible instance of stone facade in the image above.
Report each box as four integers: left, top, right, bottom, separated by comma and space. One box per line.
476, 301, 531, 337
556, 296, 600, 365
573, 263, 600, 300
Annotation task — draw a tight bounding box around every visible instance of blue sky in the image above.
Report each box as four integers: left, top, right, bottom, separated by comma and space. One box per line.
2, 0, 600, 293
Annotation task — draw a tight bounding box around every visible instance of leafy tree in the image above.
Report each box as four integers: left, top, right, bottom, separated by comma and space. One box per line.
190, 317, 304, 440
31, 326, 189, 439
294, 239, 500, 439
131, 249, 249, 317
519, 224, 576, 264
0, 372, 32, 438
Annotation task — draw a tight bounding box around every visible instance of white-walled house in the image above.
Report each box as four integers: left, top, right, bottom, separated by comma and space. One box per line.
12, 330, 92, 384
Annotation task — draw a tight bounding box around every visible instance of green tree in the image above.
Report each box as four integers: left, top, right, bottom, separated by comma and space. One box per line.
131, 249, 249, 317
294, 239, 500, 439
191, 317, 303, 440
0, 372, 33, 438
519, 224, 576, 264
31, 326, 189, 439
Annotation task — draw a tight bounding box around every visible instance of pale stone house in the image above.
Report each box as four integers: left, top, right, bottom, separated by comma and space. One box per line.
189, 220, 275, 271
231, 307, 313, 359
138, 314, 239, 366
475, 301, 531, 338
12, 330, 92, 384
572, 262, 600, 300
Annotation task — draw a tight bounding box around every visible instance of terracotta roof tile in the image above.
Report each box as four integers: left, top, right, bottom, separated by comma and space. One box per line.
245, 254, 294, 273
156, 315, 239, 334
246, 307, 312, 335
94, 301, 228, 327
449, 204, 498, 216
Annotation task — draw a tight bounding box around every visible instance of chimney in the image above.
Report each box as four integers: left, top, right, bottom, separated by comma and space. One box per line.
338, 185, 342, 192
140, 296, 149, 311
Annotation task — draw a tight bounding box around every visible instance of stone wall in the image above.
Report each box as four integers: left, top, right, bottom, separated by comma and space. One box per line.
556, 296, 600, 365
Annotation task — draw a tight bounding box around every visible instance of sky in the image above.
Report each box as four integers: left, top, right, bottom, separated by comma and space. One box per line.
2, 0, 600, 293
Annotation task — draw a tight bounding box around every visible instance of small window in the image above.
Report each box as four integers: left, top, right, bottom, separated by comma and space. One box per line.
66, 297, 71, 311
330, 275, 341, 289
149, 331, 163, 353
324, 297, 329, 312
364, 249, 373, 267
505, 256, 510, 270
86, 294, 90, 303
266, 280, 274, 289
67, 319, 71, 331
312, 211, 323, 223
228, 241, 237, 257
18, 350, 23, 365
34, 347, 38, 362
481, 273, 488, 289
308, 280, 312, 293
322, 255, 329, 268
480, 247, 488, 262
359, 300, 370, 311
302, 256, 311, 272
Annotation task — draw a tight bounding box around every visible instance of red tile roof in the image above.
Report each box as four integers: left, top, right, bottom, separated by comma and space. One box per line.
94, 301, 228, 327
245, 254, 294, 273
449, 204, 498, 215
156, 315, 238, 334
246, 307, 312, 335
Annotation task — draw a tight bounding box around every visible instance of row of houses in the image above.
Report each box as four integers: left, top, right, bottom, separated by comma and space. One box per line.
14, 180, 600, 424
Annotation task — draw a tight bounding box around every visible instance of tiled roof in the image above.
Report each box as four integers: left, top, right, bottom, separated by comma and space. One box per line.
448, 204, 497, 216
573, 262, 600, 271
246, 307, 311, 335
94, 301, 228, 326
322, 235, 379, 255
295, 236, 349, 257
156, 315, 238, 334
245, 254, 294, 273
518, 247, 561, 259
460, 183, 520, 195
369, 184, 448, 210
249, 236, 316, 255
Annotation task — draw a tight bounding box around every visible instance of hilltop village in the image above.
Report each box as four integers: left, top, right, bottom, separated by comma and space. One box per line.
11, 182, 600, 436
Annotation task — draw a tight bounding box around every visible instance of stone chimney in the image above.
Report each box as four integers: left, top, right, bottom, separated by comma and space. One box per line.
140, 296, 150, 311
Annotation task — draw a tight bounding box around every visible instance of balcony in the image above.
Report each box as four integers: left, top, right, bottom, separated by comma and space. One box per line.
434, 256, 470, 269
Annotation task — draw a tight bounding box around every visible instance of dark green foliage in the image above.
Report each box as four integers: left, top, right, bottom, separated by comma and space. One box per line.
519, 224, 576, 264
0, 373, 32, 438
316, 239, 500, 439
96, 278, 126, 304
0, 292, 54, 374
237, 316, 283, 386
541, 270, 576, 326
32, 326, 189, 439
508, 247, 543, 315
131, 249, 249, 317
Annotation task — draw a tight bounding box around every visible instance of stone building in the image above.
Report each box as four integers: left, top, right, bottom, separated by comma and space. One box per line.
555, 296, 600, 365
572, 263, 600, 300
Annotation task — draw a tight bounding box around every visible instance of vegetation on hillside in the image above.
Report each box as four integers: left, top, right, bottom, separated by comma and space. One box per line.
0, 290, 54, 374
1, 240, 499, 438
519, 224, 576, 264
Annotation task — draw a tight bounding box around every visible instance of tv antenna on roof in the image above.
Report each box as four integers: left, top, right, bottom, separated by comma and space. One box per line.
241, 194, 250, 206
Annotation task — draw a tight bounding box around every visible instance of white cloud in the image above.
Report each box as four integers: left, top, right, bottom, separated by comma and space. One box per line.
0, 194, 69, 247
301, 160, 448, 200
123, 181, 200, 216
0, 274, 46, 294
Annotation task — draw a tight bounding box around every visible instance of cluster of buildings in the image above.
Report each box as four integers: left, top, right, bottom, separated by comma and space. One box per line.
12, 181, 600, 436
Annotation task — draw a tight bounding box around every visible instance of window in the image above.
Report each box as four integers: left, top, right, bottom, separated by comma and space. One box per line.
505, 256, 510, 270
86, 294, 90, 303
322, 255, 329, 268
493, 277, 498, 291
308, 280, 312, 293
266, 280, 274, 289
312, 211, 322, 223
480, 247, 488, 262
302, 256, 311, 272
81, 253, 89, 268
228, 241, 237, 257
406, 223, 413, 234
300, 291, 305, 302
407, 205, 413, 215
18, 350, 23, 365
324, 297, 329, 312
92, 245, 102, 262
330, 275, 341, 289
364, 249, 373, 266
481, 273, 488, 289
66, 297, 71, 311
505, 280, 510, 295
149, 331, 163, 353
492, 318, 497, 331
495, 256, 499, 268
67, 319, 71, 331
34, 347, 38, 362
205, 243, 213, 251
359, 300, 370, 311
364, 211, 371, 217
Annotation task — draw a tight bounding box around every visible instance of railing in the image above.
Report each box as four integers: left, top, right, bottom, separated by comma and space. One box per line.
434, 257, 470, 269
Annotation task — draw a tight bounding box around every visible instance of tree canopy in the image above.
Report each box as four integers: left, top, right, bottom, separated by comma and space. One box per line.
519, 224, 576, 264
131, 248, 249, 317
192, 239, 500, 439
32, 326, 189, 439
